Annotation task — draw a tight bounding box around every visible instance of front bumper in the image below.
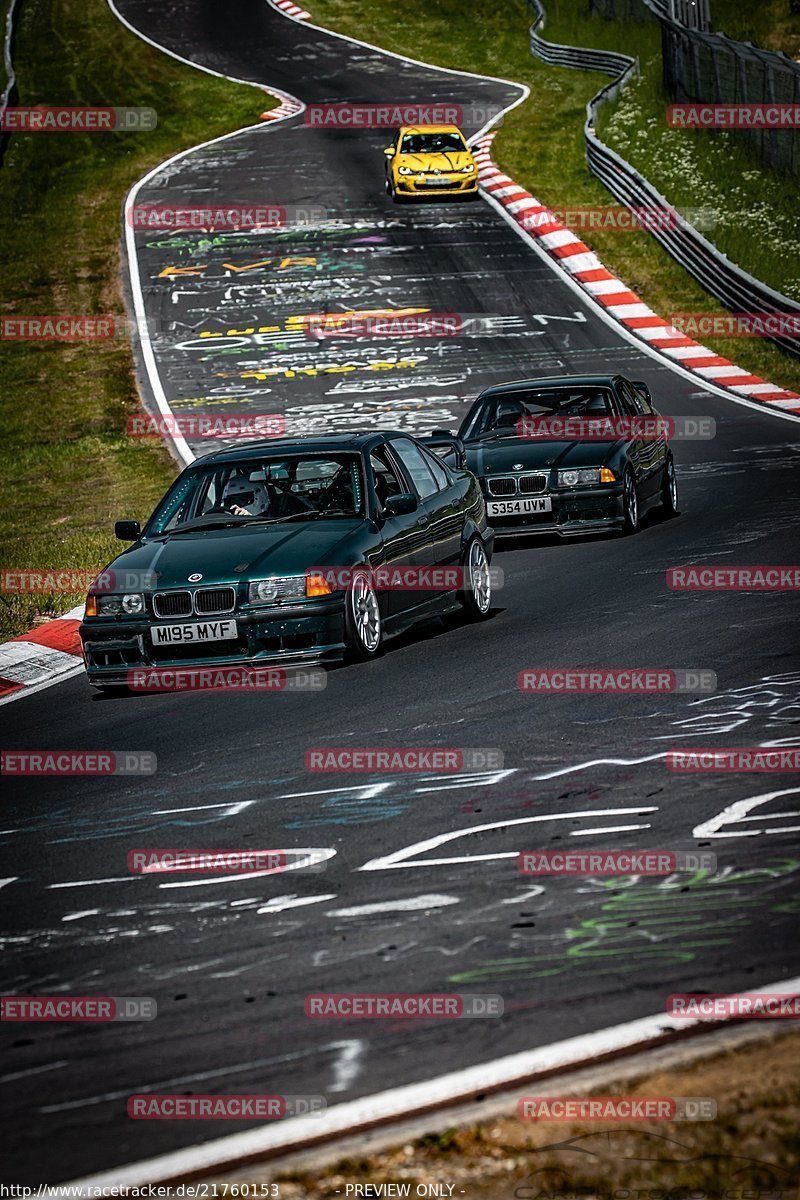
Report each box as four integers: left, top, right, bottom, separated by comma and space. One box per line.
79, 596, 346, 686
395, 174, 479, 197
487, 485, 625, 538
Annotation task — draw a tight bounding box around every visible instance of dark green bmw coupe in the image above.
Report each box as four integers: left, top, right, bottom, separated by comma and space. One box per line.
79, 431, 494, 691
427, 374, 679, 539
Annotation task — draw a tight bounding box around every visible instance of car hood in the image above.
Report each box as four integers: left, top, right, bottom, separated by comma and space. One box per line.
466, 438, 622, 475
396, 151, 474, 171
103, 520, 364, 589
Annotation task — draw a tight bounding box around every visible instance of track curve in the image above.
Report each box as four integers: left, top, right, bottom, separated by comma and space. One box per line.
2, 0, 799, 1182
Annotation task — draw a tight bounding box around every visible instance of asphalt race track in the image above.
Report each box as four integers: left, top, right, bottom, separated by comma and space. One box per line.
2, 0, 800, 1183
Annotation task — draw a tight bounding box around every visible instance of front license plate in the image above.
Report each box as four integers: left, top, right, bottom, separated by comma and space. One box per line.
151, 619, 238, 645
487, 497, 553, 517
422, 176, 452, 185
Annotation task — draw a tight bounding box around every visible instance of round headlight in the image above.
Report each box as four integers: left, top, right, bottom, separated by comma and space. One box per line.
98, 596, 122, 615
250, 580, 278, 603
561, 470, 579, 487
122, 593, 145, 614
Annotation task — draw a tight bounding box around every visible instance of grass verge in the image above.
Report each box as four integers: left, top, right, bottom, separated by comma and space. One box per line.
710, 0, 800, 58
0, 0, 274, 640
308, 0, 800, 395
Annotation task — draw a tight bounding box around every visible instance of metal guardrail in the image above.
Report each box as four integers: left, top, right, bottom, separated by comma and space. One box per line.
528, 0, 800, 360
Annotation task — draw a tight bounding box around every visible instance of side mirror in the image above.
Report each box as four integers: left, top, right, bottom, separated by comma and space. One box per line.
384, 146, 395, 157
421, 432, 467, 470
383, 492, 418, 517
115, 520, 141, 541
632, 380, 652, 404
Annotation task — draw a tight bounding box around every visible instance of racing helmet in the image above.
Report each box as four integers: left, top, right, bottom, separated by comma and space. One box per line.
222, 473, 270, 516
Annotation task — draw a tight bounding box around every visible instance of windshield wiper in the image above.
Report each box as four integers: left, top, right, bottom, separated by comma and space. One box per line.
254, 508, 356, 523
165, 516, 250, 534
474, 428, 522, 441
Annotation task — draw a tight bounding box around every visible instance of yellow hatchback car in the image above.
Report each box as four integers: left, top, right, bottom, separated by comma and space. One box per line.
384, 125, 479, 203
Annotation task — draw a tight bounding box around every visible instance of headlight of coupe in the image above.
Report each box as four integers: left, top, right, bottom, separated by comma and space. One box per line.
398, 166, 413, 176
248, 577, 307, 605
558, 468, 616, 487
461, 164, 476, 173
92, 593, 145, 615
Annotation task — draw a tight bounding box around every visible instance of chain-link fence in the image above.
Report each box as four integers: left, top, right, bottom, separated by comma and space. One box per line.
590, 0, 800, 173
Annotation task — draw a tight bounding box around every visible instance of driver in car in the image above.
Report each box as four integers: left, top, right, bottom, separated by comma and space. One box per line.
222, 474, 271, 517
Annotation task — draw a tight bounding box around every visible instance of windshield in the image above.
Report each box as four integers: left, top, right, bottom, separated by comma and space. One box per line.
400, 132, 466, 155
145, 454, 365, 535
462, 387, 615, 438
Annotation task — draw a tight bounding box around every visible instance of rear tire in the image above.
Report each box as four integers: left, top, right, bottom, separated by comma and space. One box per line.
458, 538, 492, 620
344, 569, 383, 661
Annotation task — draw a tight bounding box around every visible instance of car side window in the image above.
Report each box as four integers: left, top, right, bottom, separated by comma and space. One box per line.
370, 446, 405, 510
390, 438, 439, 500
619, 380, 645, 415
420, 447, 451, 491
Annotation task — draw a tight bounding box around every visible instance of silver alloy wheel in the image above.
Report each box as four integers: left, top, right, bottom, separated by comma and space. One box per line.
351, 572, 381, 652
468, 539, 492, 614
668, 458, 678, 510
624, 471, 638, 530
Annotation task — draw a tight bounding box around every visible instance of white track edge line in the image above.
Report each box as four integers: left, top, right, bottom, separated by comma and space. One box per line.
0, 3, 310, 707
68, 972, 800, 1187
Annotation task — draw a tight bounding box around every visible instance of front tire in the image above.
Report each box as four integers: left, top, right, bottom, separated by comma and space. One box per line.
458, 538, 492, 620
344, 569, 382, 661
659, 455, 679, 517
621, 468, 639, 536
